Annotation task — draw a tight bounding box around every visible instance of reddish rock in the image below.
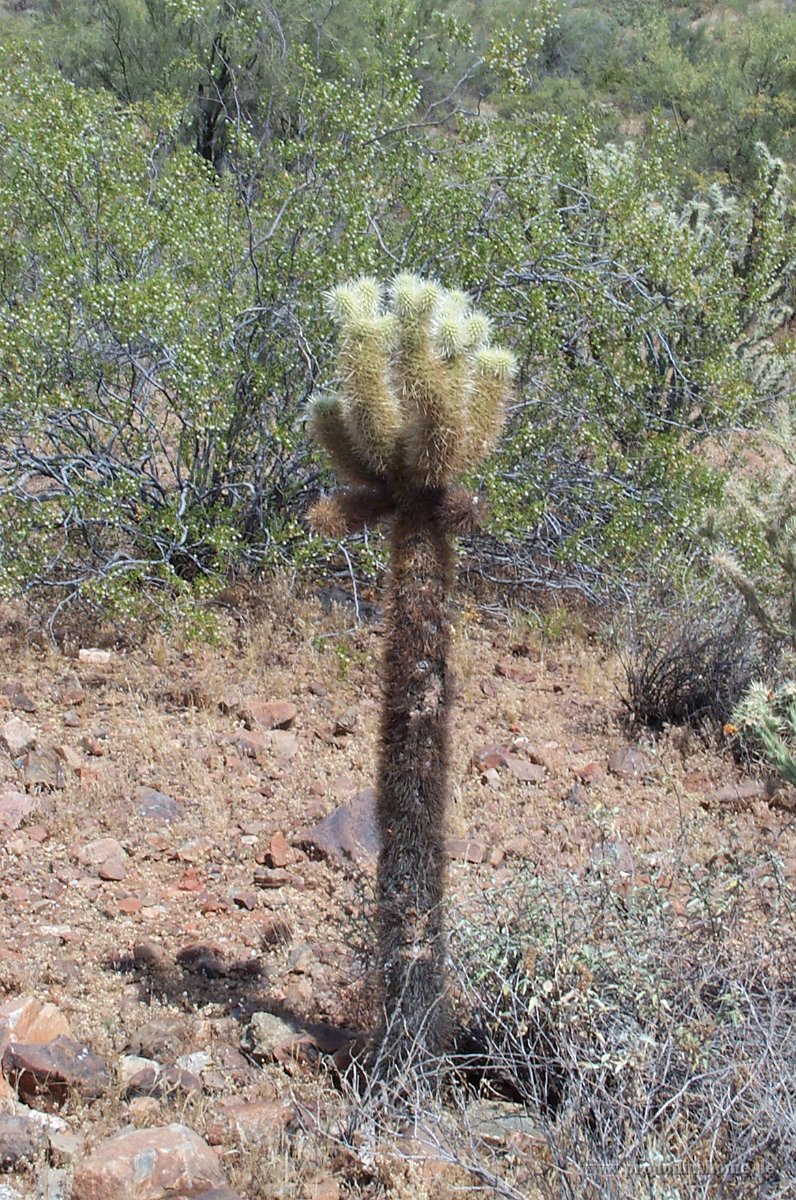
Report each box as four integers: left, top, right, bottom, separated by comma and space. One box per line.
0, 791, 35, 831
296, 788, 378, 868
304, 1178, 340, 1200
502, 755, 545, 783
263, 831, 291, 869
708, 780, 771, 810
608, 746, 653, 779
118, 897, 142, 915
56, 745, 83, 771
242, 701, 297, 731
81, 736, 105, 757
577, 761, 606, 786
98, 857, 127, 882
0, 997, 72, 1053
2, 1036, 110, 1109
72, 1124, 226, 1200
205, 1099, 292, 1147
228, 888, 258, 911
0, 718, 36, 758
495, 658, 535, 683
446, 838, 487, 864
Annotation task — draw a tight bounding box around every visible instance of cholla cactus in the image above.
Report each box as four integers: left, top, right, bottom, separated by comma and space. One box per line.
733, 681, 796, 787
706, 405, 796, 656
307, 274, 516, 1084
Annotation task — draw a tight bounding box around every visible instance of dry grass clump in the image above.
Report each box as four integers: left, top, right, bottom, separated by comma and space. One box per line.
446, 856, 796, 1200
615, 590, 764, 733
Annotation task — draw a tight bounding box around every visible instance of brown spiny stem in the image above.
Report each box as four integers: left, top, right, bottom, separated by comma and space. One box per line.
376, 508, 454, 1076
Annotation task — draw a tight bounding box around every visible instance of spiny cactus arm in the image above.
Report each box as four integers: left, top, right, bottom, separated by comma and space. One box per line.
338, 315, 403, 474
392, 277, 498, 488
713, 552, 790, 643
308, 394, 381, 486
453, 345, 517, 472
307, 484, 395, 537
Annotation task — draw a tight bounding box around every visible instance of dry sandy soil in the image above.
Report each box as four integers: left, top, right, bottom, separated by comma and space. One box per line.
0, 587, 794, 1198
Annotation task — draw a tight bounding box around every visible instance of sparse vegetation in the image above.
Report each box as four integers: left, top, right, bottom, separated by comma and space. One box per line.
2, 2, 796, 1197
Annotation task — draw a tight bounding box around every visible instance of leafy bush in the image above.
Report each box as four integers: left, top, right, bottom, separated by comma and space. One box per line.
733, 680, 796, 788
447, 859, 796, 1199
2, 17, 796, 627
616, 590, 761, 732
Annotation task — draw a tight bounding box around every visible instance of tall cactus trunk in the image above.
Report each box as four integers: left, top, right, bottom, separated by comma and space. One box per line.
376, 509, 454, 1075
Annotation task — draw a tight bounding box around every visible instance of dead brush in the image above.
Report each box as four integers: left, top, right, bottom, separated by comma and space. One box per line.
615, 590, 764, 734
445, 856, 796, 1200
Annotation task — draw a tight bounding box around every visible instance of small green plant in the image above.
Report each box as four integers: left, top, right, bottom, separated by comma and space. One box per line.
732, 680, 796, 787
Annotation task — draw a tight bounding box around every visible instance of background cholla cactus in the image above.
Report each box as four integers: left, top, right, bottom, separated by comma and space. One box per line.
706, 405, 796, 659
307, 273, 517, 1085
733, 680, 796, 787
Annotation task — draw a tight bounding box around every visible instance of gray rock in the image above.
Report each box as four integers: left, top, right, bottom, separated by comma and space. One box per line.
136, 786, 183, 823
0, 718, 36, 758
0, 1112, 47, 1168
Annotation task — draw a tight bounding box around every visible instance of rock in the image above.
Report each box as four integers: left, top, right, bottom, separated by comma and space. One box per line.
23, 750, 65, 791
228, 888, 258, 911
465, 1099, 546, 1152
0, 1112, 47, 1168
241, 701, 297, 731
0, 718, 36, 758
99, 857, 127, 882
126, 1018, 187, 1062
189, 1191, 245, 1200
607, 746, 652, 779
241, 1012, 302, 1062
2, 685, 36, 714
709, 780, 771, 810
40, 1167, 69, 1200
502, 755, 545, 784
262, 831, 291, 869
472, 746, 545, 783
176, 944, 228, 978
72, 1124, 226, 1200
0, 1187, 23, 1200
233, 729, 297, 759
2, 1036, 110, 1109
577, 761, 606, 786
205, 1099, 292, 1147
77, 649, 111, 665
56, 745, 84, 771
0, 791, 35, 831
78, 838, 128, 870
0, 997, 72, 1053
296, 789, 378, 868
332, 709, 358, 737
589, 840, 635, 877
118, 1056, 202, 1100
136, 787, 183, 824
446, 838, 488, 864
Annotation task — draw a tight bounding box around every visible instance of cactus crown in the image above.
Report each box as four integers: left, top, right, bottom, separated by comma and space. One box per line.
308, 273, 517, 498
